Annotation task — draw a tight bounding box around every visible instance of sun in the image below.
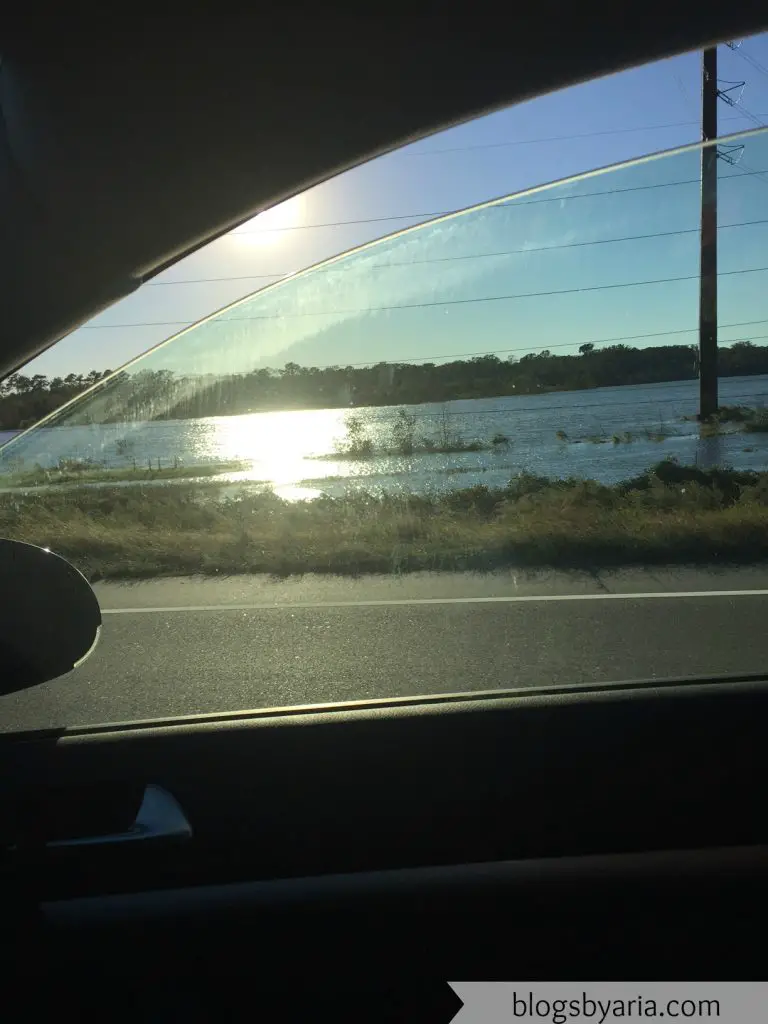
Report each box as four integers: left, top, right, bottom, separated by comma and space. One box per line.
229, 194, 305, 247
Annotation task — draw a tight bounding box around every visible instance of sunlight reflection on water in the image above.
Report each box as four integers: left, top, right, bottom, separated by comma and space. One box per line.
4, 378, 768, 501
212, 409, 347, 486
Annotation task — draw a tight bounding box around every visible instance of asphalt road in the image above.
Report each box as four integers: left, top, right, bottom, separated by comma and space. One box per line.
4, 566, 768, 732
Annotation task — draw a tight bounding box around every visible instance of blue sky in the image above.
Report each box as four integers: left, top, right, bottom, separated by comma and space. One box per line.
24, 33, 768, 378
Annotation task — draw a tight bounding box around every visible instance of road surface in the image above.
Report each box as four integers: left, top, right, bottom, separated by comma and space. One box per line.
3, 566, 768, 732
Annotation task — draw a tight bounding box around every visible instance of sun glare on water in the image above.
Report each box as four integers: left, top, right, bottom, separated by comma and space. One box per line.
211, 408, 350, 499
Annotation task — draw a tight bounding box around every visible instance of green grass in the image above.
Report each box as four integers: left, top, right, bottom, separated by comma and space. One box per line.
5, 458, 768, 581
564, 427, 669, 444
328, 407, 499, 459
693, 405, 755, 424
743, 409, 768, 433
642, 427, 669, 442
0, 459, 252, 488
314, 438, 491, 460
682, 405, 768, 436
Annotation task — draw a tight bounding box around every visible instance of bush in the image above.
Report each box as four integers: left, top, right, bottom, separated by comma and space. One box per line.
57, 457, 100, 473
387, 409, 418, 455
744, 409, 768, 433
443, 485, 504, 517
6, 460, 768, 580
619, 458, 757, 504
708, 405, 753, 423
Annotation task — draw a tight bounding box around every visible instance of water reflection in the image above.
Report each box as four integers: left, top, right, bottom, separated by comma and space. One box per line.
3, 377, 768, 500
212, 408, 347, 485
696, 432, 728, 470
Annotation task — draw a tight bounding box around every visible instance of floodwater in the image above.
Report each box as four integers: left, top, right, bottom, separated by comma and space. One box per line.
2, 375, 768, 499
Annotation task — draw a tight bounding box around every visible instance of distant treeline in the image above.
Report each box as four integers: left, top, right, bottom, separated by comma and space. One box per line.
3, 341, 768, 428
0, 371, 112, 430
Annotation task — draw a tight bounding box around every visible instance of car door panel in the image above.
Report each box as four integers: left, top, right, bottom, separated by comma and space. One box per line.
3, 679, 766, 906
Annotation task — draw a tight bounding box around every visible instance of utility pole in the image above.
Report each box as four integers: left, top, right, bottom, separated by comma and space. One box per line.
699, 45, 718, 419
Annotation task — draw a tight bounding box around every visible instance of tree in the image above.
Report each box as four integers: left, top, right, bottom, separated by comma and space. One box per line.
10, 375, 33, 394
579, 343, 595, 356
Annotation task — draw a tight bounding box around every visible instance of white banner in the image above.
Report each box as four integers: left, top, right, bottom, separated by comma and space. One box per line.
448, 983, 766, 1024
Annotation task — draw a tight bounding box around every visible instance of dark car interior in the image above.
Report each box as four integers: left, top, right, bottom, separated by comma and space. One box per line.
3, 10, 768, 1019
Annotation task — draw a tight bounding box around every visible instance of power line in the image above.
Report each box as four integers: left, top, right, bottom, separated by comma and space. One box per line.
81, 263, 768, 330
238, 319, 768, 371
16, 336, 768, 407
729, 43, 768, 85
405, 119, 698, 156
149, 273, 284, 287
59, 317, 768, 381
731, 101, 765, 132
398, 112, 767, 157
149, 216, 768, 287
75, 316, 768, 387
713, 53, 766, 130
224, 167, 768, 236
267, 334, 702, 370
672, 74, 698, 120
731, 155, 768, 188
713, 49, 768, 187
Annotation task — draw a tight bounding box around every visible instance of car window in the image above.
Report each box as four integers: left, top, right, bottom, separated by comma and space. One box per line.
4, 41, 768, 731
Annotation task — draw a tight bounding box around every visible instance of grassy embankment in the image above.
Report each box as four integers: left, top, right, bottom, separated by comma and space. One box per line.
3, 458, 768, 580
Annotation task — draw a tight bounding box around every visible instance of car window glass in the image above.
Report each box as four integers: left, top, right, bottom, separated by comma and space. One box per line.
3, 39, 768, 731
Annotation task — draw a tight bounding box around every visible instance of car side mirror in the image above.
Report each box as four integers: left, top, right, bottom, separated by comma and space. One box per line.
0, 539, 101, 694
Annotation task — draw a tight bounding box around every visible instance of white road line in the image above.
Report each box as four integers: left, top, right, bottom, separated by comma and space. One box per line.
100, 588, 768, 614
